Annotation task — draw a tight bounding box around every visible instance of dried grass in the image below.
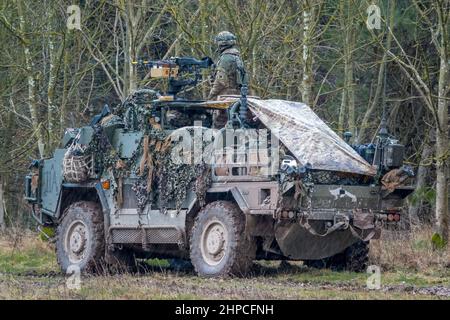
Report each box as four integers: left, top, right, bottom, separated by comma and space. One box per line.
2, 226, 449, 276
370, 226, 450, 272
0, 227, 52, 253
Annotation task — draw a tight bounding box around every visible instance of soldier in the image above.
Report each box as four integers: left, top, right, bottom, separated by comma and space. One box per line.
208, 31, 248, 128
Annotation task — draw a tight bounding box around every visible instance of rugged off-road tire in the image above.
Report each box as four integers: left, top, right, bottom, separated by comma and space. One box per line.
106, 248, 138, 273
189, 201, 256, 277
56, 201, 105, 273
341, 240, 369, 272
304, 241, 369, 272
303, 258, 329, 270
169, 259, 194, 272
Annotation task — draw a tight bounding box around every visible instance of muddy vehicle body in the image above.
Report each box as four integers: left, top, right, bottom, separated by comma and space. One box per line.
25, 66, 413, 277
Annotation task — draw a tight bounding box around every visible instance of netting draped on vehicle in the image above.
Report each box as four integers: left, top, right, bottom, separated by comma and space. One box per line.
133, 126, 213, 212
63, 134, 93, 183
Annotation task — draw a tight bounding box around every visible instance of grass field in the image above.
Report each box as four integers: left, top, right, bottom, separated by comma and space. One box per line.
0, 229, 449, 300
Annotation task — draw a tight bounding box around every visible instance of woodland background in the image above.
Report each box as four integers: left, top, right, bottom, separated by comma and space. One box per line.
0, 0, 448, 245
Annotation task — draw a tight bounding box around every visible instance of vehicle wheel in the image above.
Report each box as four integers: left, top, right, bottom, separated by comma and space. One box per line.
56, 201, 105, 273
304, 258, 330, 270
189, 201, 256, 277
341, 240, 369, 272
169, 259, 194, 272
107, 248, 138, 273
304, 241, 369, 272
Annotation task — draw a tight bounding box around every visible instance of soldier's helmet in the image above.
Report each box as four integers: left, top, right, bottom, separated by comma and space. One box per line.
215, 31, 236, 48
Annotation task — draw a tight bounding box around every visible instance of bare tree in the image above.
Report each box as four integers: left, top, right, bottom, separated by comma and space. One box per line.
0, 0, 446, 235
409, 133, 434, 225
385, 0, 449, 245
301, 0, 321, 107
338, 0, 356, 136
0, 177, 5, 231
15, 0, 46, 157
356, 1, 395, 143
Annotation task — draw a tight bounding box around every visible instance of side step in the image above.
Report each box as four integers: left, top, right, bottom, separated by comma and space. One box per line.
109, 226, 184, 246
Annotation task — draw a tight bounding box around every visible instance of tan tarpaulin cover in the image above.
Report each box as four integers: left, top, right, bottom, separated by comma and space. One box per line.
247, 98, 376, 176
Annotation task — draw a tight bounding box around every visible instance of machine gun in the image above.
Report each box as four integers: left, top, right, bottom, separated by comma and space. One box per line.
132, 56, 214, 98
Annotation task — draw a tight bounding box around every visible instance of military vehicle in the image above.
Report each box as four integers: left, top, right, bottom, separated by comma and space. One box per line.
24, 56, 413, 277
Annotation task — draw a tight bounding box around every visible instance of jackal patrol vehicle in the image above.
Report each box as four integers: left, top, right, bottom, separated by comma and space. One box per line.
25, 56, 413, 276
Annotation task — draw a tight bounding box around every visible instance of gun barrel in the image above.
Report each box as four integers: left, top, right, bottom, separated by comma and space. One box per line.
132, 55, 214, 97
174, 56, 213, 69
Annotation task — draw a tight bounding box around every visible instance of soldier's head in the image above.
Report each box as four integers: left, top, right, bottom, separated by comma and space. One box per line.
214, 31, 236, 52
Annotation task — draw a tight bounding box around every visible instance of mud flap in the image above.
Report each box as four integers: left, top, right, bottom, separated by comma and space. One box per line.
351, 210, 380, 240
353, 210, 374, 229
275, 222, 358, 260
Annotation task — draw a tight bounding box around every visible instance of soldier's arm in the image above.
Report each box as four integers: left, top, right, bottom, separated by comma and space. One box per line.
207, 57, 233, 100
207, 68, 227, 99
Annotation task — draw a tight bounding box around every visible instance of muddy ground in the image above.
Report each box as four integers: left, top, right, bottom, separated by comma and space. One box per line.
1, 232, 450, 300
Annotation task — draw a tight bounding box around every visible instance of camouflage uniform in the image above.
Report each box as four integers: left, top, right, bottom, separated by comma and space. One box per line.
208, 47, 246, 99
208, 31, 247, 128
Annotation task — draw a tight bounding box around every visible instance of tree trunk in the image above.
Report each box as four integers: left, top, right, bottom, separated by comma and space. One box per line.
200, 0, 208, 99
60, 46, 70, 136
126, 21, 137, 95
338, 0, 355, 137
16, 0, 45, 158
357, 1, 395, 143
47, 37, 57, 141
337, 0, 346, 133
346, 26, 355, 138
47, 37, 62, 151
120, 0, 138, 96
47, 4, 61, 150
435, 125, 448, 244
434, 3, 449, 245
409, 140, 433, 225
434, 58, 449, 244
301, 1, 314, 107
0, 177, 5, 231
338, 88, 347, 135
347, 51, 355, 138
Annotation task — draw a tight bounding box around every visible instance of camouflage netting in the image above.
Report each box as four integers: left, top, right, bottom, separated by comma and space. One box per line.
116, 89, 160, 131
134, 126, 213, 212
84, 90, 213, 213
132, 126, 168, 209
309, 170, 371, 185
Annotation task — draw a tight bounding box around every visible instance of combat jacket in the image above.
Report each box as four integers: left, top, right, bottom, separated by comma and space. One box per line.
208, 47, 247, 100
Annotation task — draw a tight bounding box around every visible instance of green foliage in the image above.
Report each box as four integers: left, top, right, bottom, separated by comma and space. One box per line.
39, 226, 56, 241
146, 258, 171, 268
410, 187, 436, 207
431, 233, 447, 250
0, 242, 57, 274
412, 239, 430, 251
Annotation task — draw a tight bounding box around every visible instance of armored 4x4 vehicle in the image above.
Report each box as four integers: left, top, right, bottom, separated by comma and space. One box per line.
25, 57, 413, 277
